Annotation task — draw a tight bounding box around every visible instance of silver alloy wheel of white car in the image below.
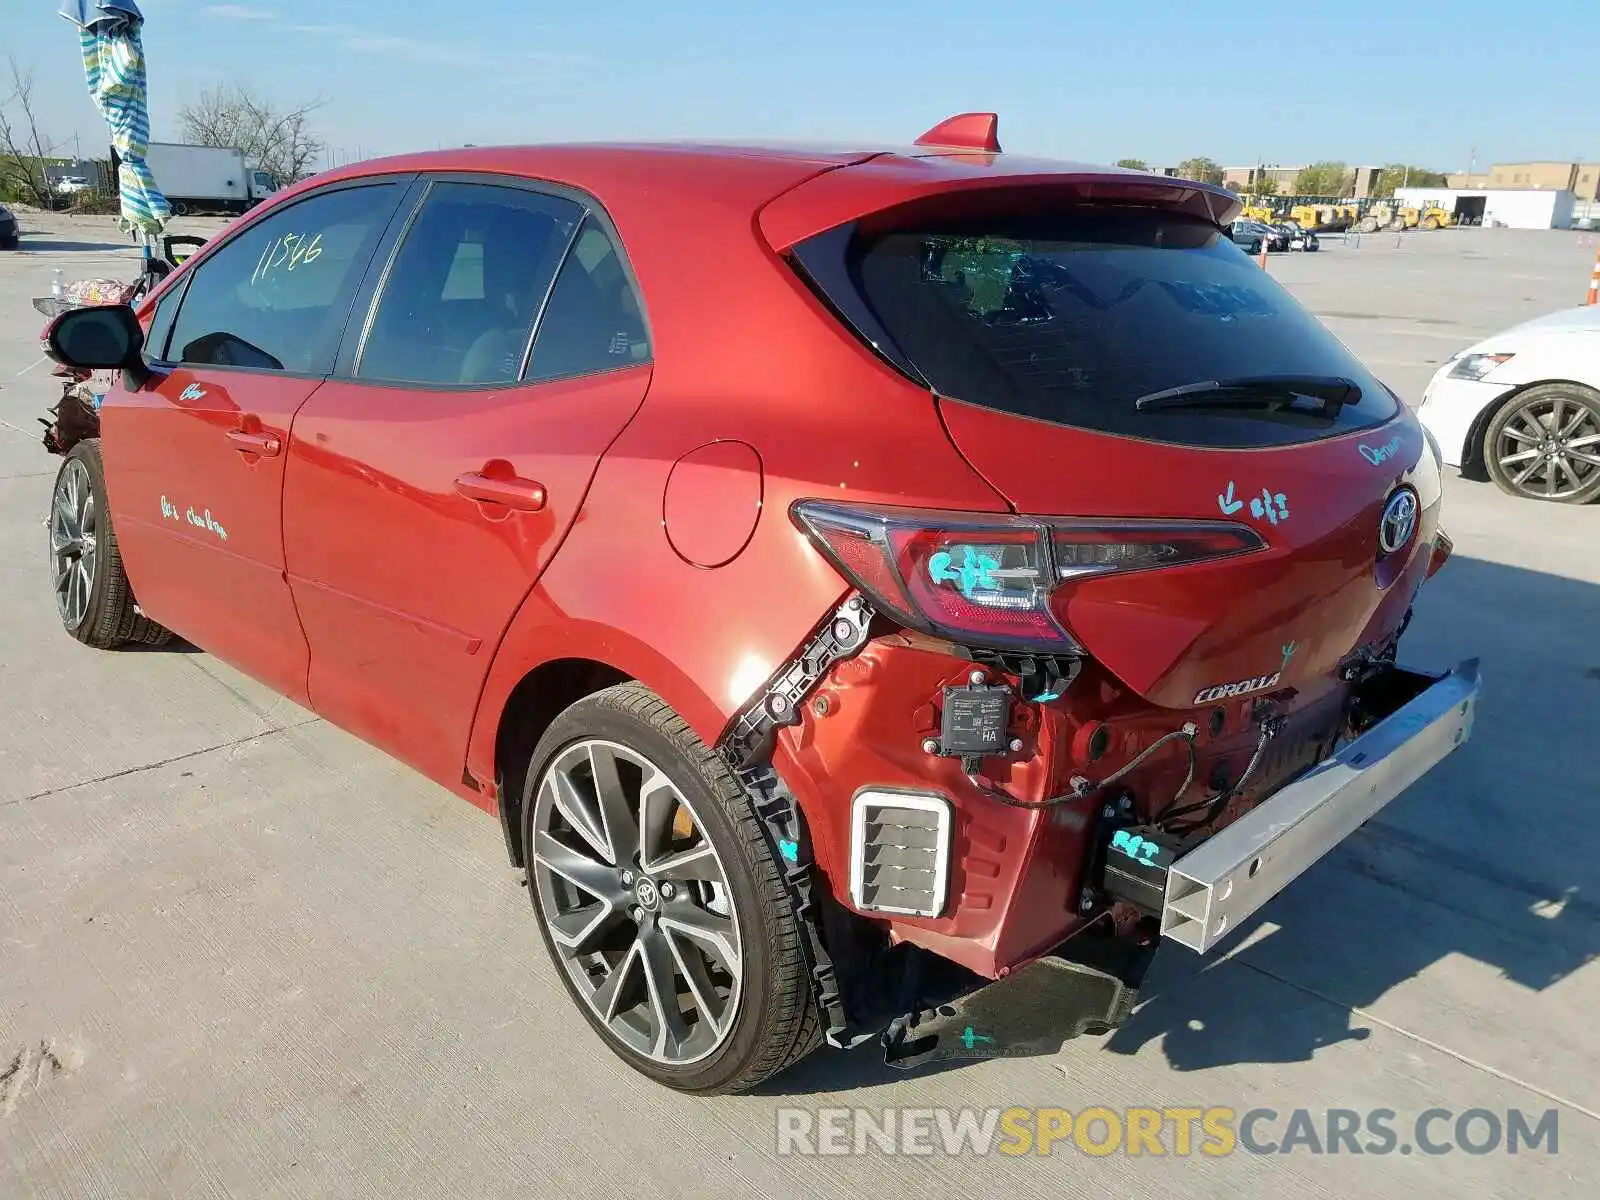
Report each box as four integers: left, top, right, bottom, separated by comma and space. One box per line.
529, 738, 743, 1067
1486, 384, 1600, 503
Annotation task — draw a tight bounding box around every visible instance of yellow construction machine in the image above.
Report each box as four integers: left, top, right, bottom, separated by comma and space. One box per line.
1288, 202, 1358, 232
1408, 204, 1454, 230
1354, 203, 1406, 233
1354, 202, 1453, 233
1239, 199, 1277, 223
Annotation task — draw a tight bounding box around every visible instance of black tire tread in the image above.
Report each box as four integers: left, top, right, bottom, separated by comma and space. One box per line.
59, 440, 173, 649
526, 681, 821, 1093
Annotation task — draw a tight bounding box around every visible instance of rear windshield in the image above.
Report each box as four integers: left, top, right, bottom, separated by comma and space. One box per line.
794, 205, 1398, 447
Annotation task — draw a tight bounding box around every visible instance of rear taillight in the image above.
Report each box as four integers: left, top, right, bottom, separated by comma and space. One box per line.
792, 501, 1265, 652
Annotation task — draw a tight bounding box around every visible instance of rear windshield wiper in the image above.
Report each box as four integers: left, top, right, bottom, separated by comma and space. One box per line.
1134, 375, 1359, 416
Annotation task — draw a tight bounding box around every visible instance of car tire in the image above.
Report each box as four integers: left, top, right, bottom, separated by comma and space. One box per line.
49, 439, 173, 648
1483, 383, 1600, 504
521, 682, 822, 1094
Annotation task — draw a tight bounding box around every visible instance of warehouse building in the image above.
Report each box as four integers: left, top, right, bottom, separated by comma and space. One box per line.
1219, 164, 1382, 198
1392, 186, 1577, 230
1446, 162, 1600, 200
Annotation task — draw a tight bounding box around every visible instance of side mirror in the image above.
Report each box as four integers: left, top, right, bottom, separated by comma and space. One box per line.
45, 304, 151, 389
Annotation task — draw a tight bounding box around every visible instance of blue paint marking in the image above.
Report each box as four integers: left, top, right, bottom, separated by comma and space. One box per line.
928, 545, 1000, 598
1359, 435, 1404, 466
777, 838, 799, 864
1034, 691, 1061, 703
1111, 829, 1161, 865
1249, 489, 1291, 526
960, 1025, 994, 1049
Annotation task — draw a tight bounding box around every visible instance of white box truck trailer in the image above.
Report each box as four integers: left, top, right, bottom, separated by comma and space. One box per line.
121, 143, 280, 215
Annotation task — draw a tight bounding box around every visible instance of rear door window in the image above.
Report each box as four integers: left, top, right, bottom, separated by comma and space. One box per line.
797, 205, 1398, 448
357, 182, 584, 386
525, 218, 650, 383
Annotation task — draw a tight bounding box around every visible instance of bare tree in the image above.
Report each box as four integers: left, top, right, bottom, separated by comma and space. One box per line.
0, 58, 63, 207
177, 84, 327, 184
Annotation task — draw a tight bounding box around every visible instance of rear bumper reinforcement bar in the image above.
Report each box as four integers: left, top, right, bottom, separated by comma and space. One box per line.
1162, 658, 1480, 954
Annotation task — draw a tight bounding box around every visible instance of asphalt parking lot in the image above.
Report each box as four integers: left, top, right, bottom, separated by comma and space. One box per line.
2, 210, 1598, 1198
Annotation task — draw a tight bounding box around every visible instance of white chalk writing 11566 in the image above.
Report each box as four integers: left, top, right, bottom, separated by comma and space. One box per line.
252, 231, 324, 285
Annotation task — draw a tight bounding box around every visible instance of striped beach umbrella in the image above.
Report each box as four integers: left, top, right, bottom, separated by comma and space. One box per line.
59, 0, 170, 237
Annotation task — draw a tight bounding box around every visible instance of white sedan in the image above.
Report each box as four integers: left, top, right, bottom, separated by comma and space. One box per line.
1418, 305, 1600, 503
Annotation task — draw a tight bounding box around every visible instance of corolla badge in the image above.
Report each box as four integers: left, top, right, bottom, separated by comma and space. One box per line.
1378, 489, 1418, 554
1193, 672, 1280, 705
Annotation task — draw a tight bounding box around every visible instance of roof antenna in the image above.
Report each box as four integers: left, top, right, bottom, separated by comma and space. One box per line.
913, 112, 1001, 153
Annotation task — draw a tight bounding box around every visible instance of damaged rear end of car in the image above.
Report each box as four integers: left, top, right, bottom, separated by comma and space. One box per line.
724, 152, 1479, 1068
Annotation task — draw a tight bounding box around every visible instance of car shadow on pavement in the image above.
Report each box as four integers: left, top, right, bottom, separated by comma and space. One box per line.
769, 553, 1600, 1090
1107, 553, 1600, 1071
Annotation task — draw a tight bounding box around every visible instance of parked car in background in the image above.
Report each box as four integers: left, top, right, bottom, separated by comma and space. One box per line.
1259, 221, 1293, 251
1273, 222, 1318, 251
1231, 219, 1289, 252
0, 203, 18, 250
53, 175, 94, 197
38, 114, 1474, 1095
1419, 305, 1600, 503
1227, 218, 1265, 253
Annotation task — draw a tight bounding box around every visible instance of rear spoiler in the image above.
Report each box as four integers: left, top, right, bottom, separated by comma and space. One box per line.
759, 161, 1241, 250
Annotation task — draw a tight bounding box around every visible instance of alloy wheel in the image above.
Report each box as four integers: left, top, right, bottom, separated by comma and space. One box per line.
1493, 393, 1600, 501
50, 458, 97, 628
530, 739, 743, 1066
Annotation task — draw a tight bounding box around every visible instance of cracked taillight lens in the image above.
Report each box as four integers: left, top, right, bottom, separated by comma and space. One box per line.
793, 501, 1264, 652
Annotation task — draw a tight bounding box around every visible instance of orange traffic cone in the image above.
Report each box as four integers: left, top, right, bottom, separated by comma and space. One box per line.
1588, 246, 1600, 305
1258, 240, 1269, 269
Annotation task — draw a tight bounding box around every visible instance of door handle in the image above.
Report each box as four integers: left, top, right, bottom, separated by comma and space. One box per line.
455, 469, 547, 512
226, 429, 281, 457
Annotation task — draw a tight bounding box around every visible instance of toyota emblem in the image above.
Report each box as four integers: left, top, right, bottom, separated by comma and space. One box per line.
1379, 489, 1418, 555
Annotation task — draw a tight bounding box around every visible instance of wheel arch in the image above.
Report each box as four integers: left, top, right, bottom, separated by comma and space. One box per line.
492, 656, 633, 866
1460, 377, 1595, 481
469, 604, 739, 868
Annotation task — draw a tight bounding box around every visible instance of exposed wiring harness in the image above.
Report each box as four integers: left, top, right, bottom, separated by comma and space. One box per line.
1155, 715, 1284, 835
964, 721, 1199, 811
964, 705, 1284, 828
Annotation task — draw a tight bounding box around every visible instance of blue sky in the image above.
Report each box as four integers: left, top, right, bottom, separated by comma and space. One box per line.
12, 0, 1598, 172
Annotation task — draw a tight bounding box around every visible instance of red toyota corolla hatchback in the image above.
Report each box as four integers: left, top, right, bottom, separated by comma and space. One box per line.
41, 114, 1478, 1094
